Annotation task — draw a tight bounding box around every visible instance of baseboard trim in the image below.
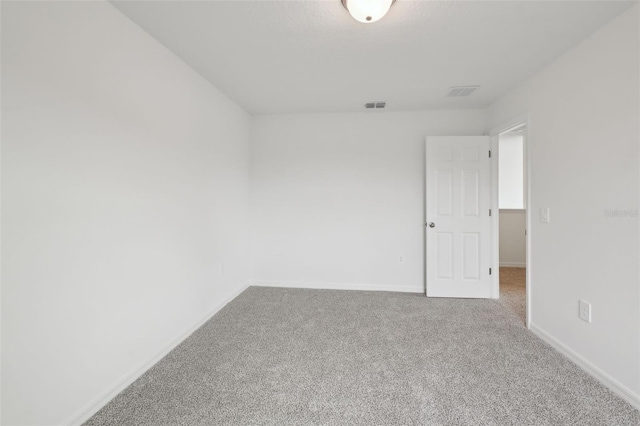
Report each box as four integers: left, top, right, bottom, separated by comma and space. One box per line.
64, 283, 250, 426
529, 323, 640, 410
499, 262, 526, 268
252, 280, 424, 294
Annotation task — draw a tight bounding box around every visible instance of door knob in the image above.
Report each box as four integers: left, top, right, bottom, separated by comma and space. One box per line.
428, 222, 435, 228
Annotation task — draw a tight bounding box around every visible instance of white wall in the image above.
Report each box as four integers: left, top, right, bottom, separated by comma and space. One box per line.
499, 132, 525, 209
250, 111, 486, 293
499, 210, 526, 267
488, 4, 639, 402
1, 2, 250, 425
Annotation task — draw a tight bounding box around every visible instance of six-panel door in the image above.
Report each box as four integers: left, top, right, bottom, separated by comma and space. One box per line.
426, 136, 492, 298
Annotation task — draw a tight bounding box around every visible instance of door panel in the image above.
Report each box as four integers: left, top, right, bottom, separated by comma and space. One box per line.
462, 232, 480, 279
436, 170, 453, 216
436, 232, 454, 279
426, 136, 492, 298
462, 170, 479, 216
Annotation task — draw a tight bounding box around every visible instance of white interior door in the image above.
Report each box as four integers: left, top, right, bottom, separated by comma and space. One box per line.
425, 136, 493, 298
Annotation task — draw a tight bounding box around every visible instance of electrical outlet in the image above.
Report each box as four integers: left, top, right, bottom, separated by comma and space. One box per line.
399, 255, 404, 264
579, 300, 591, 323
541, 207, 550, 223
219, 263, 224, 277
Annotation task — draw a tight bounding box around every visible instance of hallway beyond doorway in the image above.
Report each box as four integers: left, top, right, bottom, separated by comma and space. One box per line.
499, 267, 526, 324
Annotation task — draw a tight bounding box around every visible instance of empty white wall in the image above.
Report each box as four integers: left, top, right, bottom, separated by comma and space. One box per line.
488, 4, 639, 402
1, 2, 250, 425
499, 133, 525, 209
250, 111, 486, 292
499, 211, 526, 267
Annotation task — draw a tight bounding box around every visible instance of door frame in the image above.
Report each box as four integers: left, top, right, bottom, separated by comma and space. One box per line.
490, 113, 532, 329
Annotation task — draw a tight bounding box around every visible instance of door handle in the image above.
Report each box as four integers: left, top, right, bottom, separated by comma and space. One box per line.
428, 222, 435, 228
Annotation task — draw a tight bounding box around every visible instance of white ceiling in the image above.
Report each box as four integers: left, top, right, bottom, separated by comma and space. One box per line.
111, 0, 634, 114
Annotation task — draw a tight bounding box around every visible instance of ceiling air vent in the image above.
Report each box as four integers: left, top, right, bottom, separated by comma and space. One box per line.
447, 86, 480, 97
365, 102, 386, 109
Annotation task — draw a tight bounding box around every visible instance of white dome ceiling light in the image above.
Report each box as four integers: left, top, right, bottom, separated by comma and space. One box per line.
341, 0, 396, 24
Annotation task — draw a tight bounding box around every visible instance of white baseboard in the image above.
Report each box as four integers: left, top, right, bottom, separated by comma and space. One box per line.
499, 262, 526, 268
529, 323, 640, 410
252, 280, 424, 294
65, 283, 250, 426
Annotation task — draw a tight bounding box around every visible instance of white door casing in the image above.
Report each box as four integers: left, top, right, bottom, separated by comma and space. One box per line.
425, 136, 493, 298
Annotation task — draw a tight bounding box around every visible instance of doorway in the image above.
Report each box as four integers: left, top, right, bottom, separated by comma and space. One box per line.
497, 122, 528, 325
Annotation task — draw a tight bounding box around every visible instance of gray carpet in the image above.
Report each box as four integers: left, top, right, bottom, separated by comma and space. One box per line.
86, 284, 639, 425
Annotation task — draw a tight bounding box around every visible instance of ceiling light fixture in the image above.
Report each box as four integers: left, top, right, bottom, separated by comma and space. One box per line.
341, 0, 396, 24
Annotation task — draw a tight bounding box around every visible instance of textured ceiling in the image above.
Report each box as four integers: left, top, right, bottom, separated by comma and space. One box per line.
111, 0, 634, 114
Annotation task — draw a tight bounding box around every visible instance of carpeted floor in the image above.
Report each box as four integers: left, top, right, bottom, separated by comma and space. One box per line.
498, 267, 526, 324
86, 274, 639, 425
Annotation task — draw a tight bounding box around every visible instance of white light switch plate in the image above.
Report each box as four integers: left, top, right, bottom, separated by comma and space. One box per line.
579, 300, 591, 323
541, 207, 550, 223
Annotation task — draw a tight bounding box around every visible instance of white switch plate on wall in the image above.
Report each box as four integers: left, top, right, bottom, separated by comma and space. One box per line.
541, 207, 550, 223
579, 300, 592, 323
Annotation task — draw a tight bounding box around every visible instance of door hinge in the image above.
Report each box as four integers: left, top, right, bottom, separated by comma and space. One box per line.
488, 150, 492, 158
489, 267, 492, 275
489, 209, 492, 216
